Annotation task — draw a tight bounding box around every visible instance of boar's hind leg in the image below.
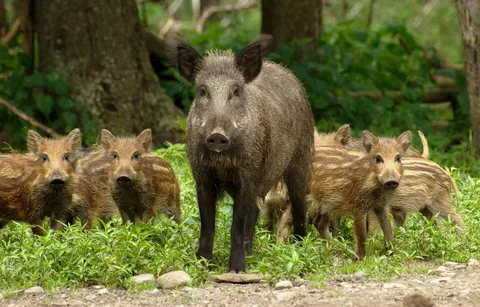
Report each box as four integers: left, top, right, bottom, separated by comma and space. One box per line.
283, 164, 309, 239
229, 184, 256, 273
196, 179, 218, 262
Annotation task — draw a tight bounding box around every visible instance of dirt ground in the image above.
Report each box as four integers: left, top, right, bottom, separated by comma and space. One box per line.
3, 261, 480, 307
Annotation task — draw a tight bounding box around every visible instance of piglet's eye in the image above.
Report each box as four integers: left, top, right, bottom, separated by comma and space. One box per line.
112, 152, 118, 159
233, 87, 240, 96
395, 155, 401, 163
375, 155, 384, 164
63, 153, 71, 162
41, 154, 48, 163
132, 152, 140, 160
198, 87, 207, 97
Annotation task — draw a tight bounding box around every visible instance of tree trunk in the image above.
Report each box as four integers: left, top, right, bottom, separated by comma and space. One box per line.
34, 0, 185, 146
261, 0, 323, 49
0, 0, 6, 36
456, 0, 480, 156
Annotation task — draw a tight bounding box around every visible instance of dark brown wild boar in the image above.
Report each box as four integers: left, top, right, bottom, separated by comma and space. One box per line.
173, 35, 314, 272
308, 130, 412, 260
100, 129, 181, 223
261, 124, 352, 242
0, 129, 81, 234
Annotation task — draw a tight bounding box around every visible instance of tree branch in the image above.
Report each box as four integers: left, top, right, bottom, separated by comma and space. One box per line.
0, 97, 60, 137
195, 0, 258, 33
0, 18, 20, 45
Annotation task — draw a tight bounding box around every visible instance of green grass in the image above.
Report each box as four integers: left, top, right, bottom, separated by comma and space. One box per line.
0, 142, 479, 293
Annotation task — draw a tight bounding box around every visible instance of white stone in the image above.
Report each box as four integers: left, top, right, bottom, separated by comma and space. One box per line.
275, 291, 296, 302
98, 288, 109, 295
157, 271, 192, 289
274, 280, 293, 290
467, 258, 480, 268
132, 273, 156, 284
24, 286, 44, 294
353, 271, 366, 280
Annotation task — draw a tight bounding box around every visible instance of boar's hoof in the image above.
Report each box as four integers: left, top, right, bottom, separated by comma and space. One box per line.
205, 133, 230, 152
228, 254, 246, 273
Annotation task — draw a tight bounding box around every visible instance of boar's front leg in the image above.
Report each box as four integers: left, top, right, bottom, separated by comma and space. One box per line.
229, 183, 256, 273
196, 178, 218, 262
373, 206, 394, 246
353, 209, 368, 261
243, 203, 259, 254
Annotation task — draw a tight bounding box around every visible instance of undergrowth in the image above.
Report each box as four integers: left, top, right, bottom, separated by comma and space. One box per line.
0, 142, 479, 293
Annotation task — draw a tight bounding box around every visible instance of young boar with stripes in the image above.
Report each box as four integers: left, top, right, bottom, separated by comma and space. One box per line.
309, 130, 412, 260
261, 124, 352, 242
69, 148, 119, 229
0, 129, 81, 234
173, 35, 314, 272
100, 129, 181, 223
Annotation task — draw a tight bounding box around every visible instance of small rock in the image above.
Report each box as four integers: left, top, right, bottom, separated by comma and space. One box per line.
98, 288, 108, 295
0, 293, 3, 300
403, 292, 434, 307
148, 289, 160, 296
345, 259, 353, 265
86, 294, 97, 301
275, 291, 296, 302
431, 277, 451, 284
132, 273, 156, 284
157, 271, 192, 289
24, 286, 44, 295
92, 285, 103, 290
210, 273, 264, 284
383, 283, 407, 289
428, 266, 448, 276
467, 258, 480, 268
443, 261, 458, 267
353, 271, 366, 280
181, 286, 193, 292
274, 280, 293, 290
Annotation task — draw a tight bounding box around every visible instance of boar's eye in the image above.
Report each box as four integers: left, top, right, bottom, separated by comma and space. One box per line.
198, 86, 207, 98
63, 153, 71, 162
395, 154, 401, 163
132, 152, 140, 160
375, 155, 384, 164
232, 86, 240, 97
112, 152, 118, 159
41, 154, 49, 163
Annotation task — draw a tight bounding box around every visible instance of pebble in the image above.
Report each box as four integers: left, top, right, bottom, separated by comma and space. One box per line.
157, 271, 192, 289
91, 285, 103, 290
148, 289, 160, 296
353, 271, 366, 280
430, 277, 451, 284
274, 280, 293, 290
275, 291, 296, 302
24, 286, 44, 295
467, 258, 480, 268
383, 283, 407, 289
98, 288, 109, 295
210, 273, 264, 284
132, 273, 156, 284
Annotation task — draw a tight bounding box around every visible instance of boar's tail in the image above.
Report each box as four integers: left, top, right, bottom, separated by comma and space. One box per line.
418, 130, 429, 159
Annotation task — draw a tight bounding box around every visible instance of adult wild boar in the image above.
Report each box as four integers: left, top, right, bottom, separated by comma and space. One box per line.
173, 35, 314, 272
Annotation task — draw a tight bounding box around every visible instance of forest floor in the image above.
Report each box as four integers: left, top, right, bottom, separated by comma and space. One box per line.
4, 260, 480, 307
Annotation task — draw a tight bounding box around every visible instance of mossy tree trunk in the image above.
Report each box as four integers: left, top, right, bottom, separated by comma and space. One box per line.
35, 0, 185, 146
456, 0, 480, 156
261, 0, 323, 49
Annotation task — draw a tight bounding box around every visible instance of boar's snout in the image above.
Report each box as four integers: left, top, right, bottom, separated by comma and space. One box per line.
384, 180, 399, 189
50, 175, 65, 189
205, 129, 231, 152
116, 175, 133, 185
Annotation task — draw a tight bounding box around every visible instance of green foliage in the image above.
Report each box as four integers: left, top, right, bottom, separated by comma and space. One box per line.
0, 47, 98, 150
0, 143, 479, 292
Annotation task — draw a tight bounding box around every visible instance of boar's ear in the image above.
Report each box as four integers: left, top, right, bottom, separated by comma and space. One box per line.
27, 130, 44, 153
136, 129, 152, 151
173, 37, 203, 84
101, 129, 117, 150
396, 130, 412, 153
65, 128, 82, 151
235, 34, 273, 83
362, 130, 379, 153
335, 124, 352, 145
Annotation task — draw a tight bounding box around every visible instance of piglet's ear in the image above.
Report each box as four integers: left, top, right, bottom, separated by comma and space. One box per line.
27, 130, 44, 154
136, 129, 152, 151
101, 129, 117, 150
65, 128, 82, 151
362, 130, 379, 153
396, 130, 412, 153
